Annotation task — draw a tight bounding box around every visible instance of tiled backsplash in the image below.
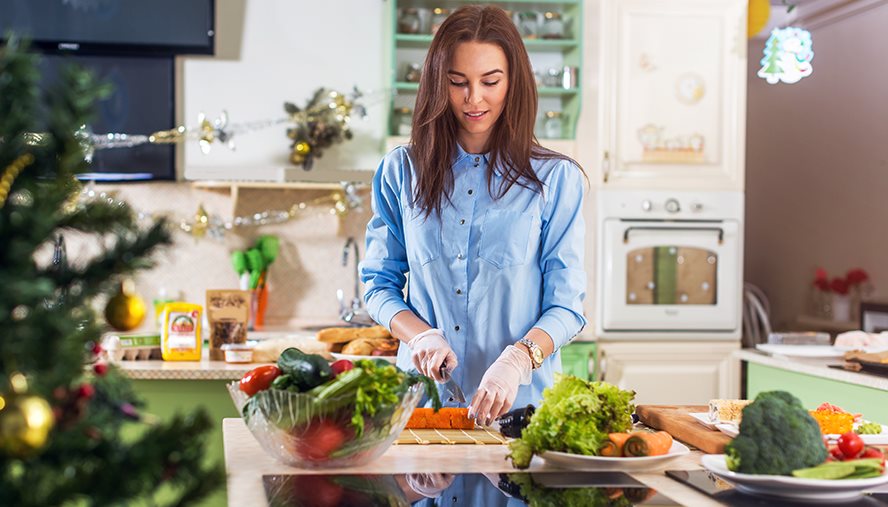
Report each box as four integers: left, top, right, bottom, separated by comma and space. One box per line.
93, 181, 373, 330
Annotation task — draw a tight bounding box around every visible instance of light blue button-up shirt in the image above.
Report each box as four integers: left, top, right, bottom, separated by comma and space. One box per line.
360, 144, 587, 409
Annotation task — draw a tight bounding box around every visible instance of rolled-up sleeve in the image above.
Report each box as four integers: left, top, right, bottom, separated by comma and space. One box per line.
534, 161, 587, 351
360, 150, 411, 330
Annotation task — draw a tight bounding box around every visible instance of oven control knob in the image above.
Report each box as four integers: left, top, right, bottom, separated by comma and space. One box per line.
641, 199, 652, 212
691, 202, 704, 212
664, 198, 681, 213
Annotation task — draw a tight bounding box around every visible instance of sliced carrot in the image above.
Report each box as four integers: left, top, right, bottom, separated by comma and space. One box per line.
623, 431, 673, 457
600, 432, 632, 456
405, 408, 432, 429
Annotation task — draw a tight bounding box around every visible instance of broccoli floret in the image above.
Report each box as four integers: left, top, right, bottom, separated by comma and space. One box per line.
725, 390, 827, 475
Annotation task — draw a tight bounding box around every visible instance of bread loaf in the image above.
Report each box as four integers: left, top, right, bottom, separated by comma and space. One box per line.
316, 325, 390, 344
341, 337, 398, 356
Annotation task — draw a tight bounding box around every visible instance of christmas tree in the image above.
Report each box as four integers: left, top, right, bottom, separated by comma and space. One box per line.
0, 38, 222, 505
758, 30, 783, 84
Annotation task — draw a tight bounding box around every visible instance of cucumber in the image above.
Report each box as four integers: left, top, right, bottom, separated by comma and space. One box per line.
792, 463, 855, 480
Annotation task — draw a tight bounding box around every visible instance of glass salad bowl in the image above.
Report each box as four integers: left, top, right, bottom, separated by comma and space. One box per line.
227, 365, 425, 469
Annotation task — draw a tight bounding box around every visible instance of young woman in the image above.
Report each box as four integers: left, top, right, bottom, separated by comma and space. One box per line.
361, 5, 587, 426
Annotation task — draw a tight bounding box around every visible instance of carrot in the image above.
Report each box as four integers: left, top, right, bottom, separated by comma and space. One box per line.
405, 408, 473, 429
600, 432, 632, 457
405, 408, 431, 429
442, 408, 474, 429
623, 431, 673, 457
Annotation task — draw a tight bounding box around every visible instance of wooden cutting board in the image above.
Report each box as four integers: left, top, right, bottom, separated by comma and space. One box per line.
636, 405, 732, 454
395, 428, 508, 445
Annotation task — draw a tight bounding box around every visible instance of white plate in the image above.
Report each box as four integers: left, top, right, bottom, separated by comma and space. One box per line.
826, 423, 888, 445
701, 454, 888, 502
689, 412, 719, 430
540, 441, 690, 471
755, 344, 851, 358
715, 423, 739, 438
330, 352, 397, 364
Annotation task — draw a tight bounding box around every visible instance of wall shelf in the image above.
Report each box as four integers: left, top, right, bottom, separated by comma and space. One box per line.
394, 81, 578, 96
389, 1, 584, 140
395, 34, 579, 50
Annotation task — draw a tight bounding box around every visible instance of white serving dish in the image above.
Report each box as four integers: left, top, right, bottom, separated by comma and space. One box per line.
540, 441, 690, 471
701, 454, 888, 502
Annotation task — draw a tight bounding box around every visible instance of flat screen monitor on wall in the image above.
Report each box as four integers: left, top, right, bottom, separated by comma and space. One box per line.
0, 0, 214, 55
39, 54, 176, 181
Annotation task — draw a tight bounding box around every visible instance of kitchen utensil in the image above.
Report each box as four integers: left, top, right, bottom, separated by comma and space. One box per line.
540, 441, 690, 471
701, 454, 888, 502
488, 404, 535, 438
635, 405, 732, 454
439, 363, 466, 404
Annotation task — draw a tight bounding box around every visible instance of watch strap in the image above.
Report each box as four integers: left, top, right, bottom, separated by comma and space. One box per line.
517, 338, 543, 370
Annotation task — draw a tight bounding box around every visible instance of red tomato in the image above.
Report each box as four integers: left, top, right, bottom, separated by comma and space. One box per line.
861, 446, 886, 466
294, 419, 349, 461
330, 359, 354, 377
837, 431, 864, 459
239, 365, 281, 396
829, 446, 845, 460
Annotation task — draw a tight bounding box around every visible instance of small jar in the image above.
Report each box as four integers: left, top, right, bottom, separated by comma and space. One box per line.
430, 8, 450, 35
398, 8, 422, 34
392, 107, 413, 136
515, 11, 539, 39
404, 63, 422, 83
543, 111, 563, 139
541, 11, 566, 39
543, 67, 563, 88
221, 342, 254, 364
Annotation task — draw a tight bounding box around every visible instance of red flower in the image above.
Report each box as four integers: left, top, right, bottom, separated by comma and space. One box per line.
846, 268, 869, 286
830, 277, 850, 295
814, 278, 830, 291
815, 267, 828, 281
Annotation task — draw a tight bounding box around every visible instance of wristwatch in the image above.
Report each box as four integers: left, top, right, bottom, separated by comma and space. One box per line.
517, 338, 544, 370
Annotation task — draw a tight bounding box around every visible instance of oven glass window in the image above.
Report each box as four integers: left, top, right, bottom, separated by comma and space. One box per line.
626, 246, 717, 305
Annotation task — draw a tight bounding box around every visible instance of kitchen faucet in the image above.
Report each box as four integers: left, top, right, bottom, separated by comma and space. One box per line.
340, 236, 375, 327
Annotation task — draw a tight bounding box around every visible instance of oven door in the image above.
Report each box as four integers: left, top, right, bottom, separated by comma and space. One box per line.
600, 219, 741, 332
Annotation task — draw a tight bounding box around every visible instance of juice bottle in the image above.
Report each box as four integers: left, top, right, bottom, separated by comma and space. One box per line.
160, 302, 202, 361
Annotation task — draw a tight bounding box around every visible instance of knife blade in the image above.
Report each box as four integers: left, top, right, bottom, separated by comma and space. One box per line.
439, 363, 466, 404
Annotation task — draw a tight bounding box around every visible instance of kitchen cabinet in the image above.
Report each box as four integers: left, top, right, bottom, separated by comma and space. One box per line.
387, 0, 584, 156
595, 0, 747, 190
598, 341, 740, 404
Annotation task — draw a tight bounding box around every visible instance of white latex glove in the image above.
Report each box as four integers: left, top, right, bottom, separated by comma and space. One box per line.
469, 345, 532, 426
405, 472, 455, 498
407, 328, 457, 382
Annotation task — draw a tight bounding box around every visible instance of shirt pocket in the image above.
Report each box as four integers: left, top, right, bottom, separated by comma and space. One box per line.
403, 207, 441, 265
479, 210, 537, 269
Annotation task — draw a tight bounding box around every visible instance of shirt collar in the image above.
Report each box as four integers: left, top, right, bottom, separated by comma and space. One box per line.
453, 142, 490, 166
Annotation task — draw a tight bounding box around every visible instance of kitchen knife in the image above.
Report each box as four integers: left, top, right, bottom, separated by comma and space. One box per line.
439, 363, 466, 404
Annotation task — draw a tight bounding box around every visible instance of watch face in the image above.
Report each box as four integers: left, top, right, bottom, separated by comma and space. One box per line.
532, 348, 544, 366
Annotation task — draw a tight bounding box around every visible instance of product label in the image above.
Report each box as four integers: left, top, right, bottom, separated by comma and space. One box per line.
167, 311, 198, 350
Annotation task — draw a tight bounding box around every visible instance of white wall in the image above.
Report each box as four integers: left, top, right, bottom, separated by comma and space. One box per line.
745, 3, 888, 329
181, 1, 387, 176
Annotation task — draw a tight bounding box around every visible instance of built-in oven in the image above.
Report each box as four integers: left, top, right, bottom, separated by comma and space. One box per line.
595, 190, 744, 340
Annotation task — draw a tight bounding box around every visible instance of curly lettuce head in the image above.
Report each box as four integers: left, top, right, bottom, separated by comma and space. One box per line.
508, 375, 635, 469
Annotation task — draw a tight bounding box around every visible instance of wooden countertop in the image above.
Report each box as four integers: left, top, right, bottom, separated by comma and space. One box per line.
735, 349, 888, 391
222, 418, 719, 507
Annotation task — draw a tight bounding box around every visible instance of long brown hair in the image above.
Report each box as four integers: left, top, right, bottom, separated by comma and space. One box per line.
410, 5, 569, 218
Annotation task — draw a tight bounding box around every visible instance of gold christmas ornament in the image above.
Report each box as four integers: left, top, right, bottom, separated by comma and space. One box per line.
192, 204, 210, 239
747, 0, 771, 38
0, 373, 55, 457
104, 279, 146, 331
289, 152, 306, 166
294, 142, 311, 155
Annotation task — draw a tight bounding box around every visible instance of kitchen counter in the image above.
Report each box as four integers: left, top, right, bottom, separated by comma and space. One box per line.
736, 349, 888, 423
222, 418, 719, 506
735, 349, 888, 391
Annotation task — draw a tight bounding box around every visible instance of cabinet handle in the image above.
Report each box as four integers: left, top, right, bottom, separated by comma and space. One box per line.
602, 151, 610, 183
623, 226, 725, 244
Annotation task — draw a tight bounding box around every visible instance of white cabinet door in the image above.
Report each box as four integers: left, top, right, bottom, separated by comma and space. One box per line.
599, 341, 740, 404
597, 0, 747, 190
